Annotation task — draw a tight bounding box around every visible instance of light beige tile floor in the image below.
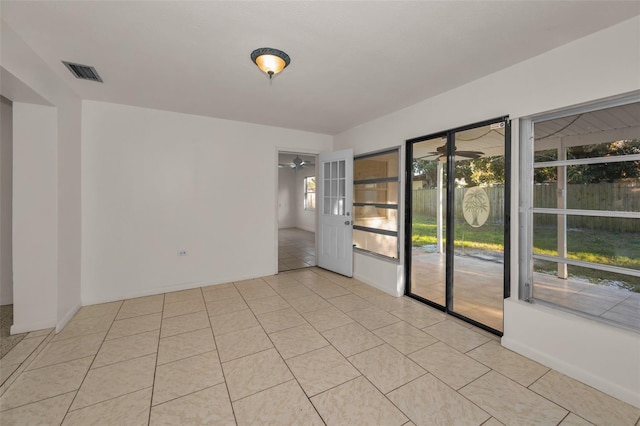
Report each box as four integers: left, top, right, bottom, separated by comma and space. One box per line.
0, 305, 28, 360
278, 227, 316, 272
1, 267, 639, 425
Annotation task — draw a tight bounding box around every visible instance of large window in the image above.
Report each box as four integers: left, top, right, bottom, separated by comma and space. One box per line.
353, 148, 400, 259
304, 176, 316, 210
521, 98, 640, 331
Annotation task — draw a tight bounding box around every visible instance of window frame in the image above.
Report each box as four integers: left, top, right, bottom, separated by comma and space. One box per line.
303, 176, 316, 211
353, 147, 401, 260
519, 93, 640, 330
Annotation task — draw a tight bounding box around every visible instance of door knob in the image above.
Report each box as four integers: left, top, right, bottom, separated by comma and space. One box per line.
345, 221, 351, 225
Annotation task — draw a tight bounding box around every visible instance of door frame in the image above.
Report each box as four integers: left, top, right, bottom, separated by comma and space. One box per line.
275, 147, 320, 275
404, 116, 511, 335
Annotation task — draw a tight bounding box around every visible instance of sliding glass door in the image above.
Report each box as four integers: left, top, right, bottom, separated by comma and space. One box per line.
408, 135, 448, 306
406, 118, 510, 334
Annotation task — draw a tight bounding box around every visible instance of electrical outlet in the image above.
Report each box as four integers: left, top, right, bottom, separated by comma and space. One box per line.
178, 250, 188, 256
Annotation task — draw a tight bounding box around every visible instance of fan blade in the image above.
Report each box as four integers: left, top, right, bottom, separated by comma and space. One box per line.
455, 151, 484, 159
415, 152, 440, 160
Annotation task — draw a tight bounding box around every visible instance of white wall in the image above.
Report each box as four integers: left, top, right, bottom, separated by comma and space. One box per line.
0, 97, 13, 305
1, 20, 83, 333
334, 17, 640, 408
278, 166, 296, 229
82, 101, 331, 304
55, 96, 82, 332
354, 253, 403, 297
12, 102, 58, 331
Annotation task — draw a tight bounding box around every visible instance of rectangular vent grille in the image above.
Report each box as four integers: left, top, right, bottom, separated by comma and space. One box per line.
62, 61, 103, 83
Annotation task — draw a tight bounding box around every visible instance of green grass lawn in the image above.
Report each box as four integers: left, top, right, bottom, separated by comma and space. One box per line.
411, 215, 640, 292
412, 217, 504, 252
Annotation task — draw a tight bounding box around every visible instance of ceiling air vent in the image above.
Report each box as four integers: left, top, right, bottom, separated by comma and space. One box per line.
62, 61, 103, 83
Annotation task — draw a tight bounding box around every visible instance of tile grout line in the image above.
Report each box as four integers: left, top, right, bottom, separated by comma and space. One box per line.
204, 284, 239, 426
462, 368, 574, 424
70, 387, 155, 419
381, 372, 433, 424
340, 343, 425, 421
149, 293, 227, 407
24, 334, 153, 374
60, 300, 125, 424
280, 270, 428, 420
0, 330, 53, 390
0, 331, 57, 402
146, 292, 166, 425
256, 269, 329, 424
556, 411, 573, 425
301, 275, 505, 425
523, 369, 606, 423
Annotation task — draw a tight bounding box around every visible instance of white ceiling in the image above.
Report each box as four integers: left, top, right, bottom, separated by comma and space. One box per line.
2, 1, 638, 135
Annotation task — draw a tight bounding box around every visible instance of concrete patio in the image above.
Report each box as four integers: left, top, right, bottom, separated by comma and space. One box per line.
411, 250, 640, 332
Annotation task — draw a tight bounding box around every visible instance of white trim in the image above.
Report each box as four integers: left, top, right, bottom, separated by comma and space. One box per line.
534, 154, 640, 168
296, 225, 316, 233
81, 273, 264, 306
56, 303, 81, 333
503, 299, 640, 409
535, 126, 640, 150
533, 253, 640, 277
533, 208, 640, 219
529, 91, 640, 123
521, 95, 640, 316
510, 119, 521, 301
502, 333, 640, 409
353, 247, 400, 264
353, 271, 401, 297
11, 319, 56, 335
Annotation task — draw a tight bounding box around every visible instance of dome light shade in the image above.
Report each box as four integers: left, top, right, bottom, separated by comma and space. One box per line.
251, 48, 290, 80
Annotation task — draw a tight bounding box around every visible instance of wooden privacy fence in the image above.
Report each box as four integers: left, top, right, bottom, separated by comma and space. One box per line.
412, 181, 640, 232
412, 187, 505, 225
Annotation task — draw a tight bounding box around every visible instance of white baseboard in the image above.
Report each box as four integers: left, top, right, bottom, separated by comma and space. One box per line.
81, 272, 270, 306
56, 303, 81, 333
353, 273, 401, 297
11, 318, 56, 335
502, 335, 640, 409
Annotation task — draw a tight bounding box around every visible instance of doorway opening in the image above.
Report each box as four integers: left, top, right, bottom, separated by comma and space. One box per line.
406, 117, 510, 335
0, 96, 20, 359
278, 152, 317, 272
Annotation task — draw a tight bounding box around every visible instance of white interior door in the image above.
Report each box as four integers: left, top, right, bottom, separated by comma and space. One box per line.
318, 149, 353, 277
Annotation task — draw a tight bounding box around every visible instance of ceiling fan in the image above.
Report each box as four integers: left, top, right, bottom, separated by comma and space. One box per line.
417, 143, 484, 161
278, 155, 315, 170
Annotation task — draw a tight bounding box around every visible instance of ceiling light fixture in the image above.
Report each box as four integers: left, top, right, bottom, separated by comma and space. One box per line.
251, 47, 290, 81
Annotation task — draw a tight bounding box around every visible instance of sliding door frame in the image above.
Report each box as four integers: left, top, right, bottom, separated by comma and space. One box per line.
405, 116, 511, 336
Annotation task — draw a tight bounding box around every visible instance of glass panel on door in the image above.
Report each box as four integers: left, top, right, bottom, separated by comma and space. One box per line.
452, 123, 506, 331
409, 136, 448, 307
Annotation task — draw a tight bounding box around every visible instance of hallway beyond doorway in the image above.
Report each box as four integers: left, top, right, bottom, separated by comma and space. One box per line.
278, 228, 315, 272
